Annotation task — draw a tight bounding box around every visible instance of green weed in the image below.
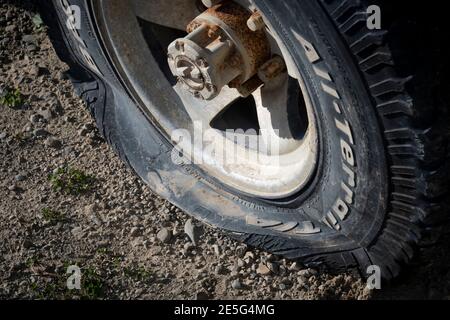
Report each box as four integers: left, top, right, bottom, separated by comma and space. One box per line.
49, 167, 95, 195
0, 88, 25, 108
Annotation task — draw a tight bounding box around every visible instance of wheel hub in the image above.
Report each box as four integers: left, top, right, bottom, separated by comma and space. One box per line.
167, 1, 271, 100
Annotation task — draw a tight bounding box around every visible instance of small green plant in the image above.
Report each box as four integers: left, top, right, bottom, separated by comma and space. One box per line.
81, 267, 104, 299
26, 256, 38, 268
13, 131, 32, 144
124, 266, 153, 282
112, 257, 122, 269
30, 262, 105, 300
32, 13, 45, 31
31, 282, 60, 300
96, 247, 109, 255
42, 208, 65, 224
0, 87, 25, 108
49, 167, 96, 195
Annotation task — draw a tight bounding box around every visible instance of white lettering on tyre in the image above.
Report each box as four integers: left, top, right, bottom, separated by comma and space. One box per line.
295, 31, 357, 231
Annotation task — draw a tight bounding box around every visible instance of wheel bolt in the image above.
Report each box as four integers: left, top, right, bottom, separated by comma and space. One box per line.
175, 41, 185, 52
236, 75, 263, 97
247, 11, 265, 32
194, 91, 204, 99
258, 56, 286, 83
205, 83, 216, 92
196, 58, 209, 68
201, 0, 223, 8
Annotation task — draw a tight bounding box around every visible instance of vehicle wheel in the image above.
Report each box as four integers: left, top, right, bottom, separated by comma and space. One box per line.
40, 0, 449, 279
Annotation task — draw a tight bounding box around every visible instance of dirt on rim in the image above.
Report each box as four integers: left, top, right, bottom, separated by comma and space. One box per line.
1, 1, 449, 300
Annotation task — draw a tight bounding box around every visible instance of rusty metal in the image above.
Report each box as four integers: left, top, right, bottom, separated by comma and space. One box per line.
257, 55, 287, 83
198, 2, 270, 80
167, 1, 271, 100
236, 75, 263, 98
247, 11, 265, 31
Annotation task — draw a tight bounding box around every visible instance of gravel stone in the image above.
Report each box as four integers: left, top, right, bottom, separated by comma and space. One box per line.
5, 24, 16, 32
256, 263, 271, 276
37, 108, 53, 120
22, 34, 37, 44
29, 114, 42, 124
130, 227, 141, 237
184, 219, 202, 245
44, 137, 62, 149
156, 228, 172, 243
212, 244, 220, 256
231, 279, 242, 290
15, 174, 26, 181
32, 128, 49, 138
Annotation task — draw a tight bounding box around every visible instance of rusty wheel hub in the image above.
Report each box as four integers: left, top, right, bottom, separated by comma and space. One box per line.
167, 1, 272, 100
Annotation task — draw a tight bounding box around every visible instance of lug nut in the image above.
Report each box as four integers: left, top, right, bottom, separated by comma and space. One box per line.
201, 0, 223, 8
196, 58, 209, 68
194, 91, 204, 100
247, 11, 265, 32
205, 83, 216, 92
175, 41, 185, 52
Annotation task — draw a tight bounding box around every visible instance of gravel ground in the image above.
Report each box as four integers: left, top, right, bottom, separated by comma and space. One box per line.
1, 1, 449, 300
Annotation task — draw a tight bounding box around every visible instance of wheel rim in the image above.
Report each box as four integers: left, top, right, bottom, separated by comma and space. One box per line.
92, 0, 319, 199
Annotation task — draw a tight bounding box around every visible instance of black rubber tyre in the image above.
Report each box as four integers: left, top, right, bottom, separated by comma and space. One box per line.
40, 0, 449, 280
